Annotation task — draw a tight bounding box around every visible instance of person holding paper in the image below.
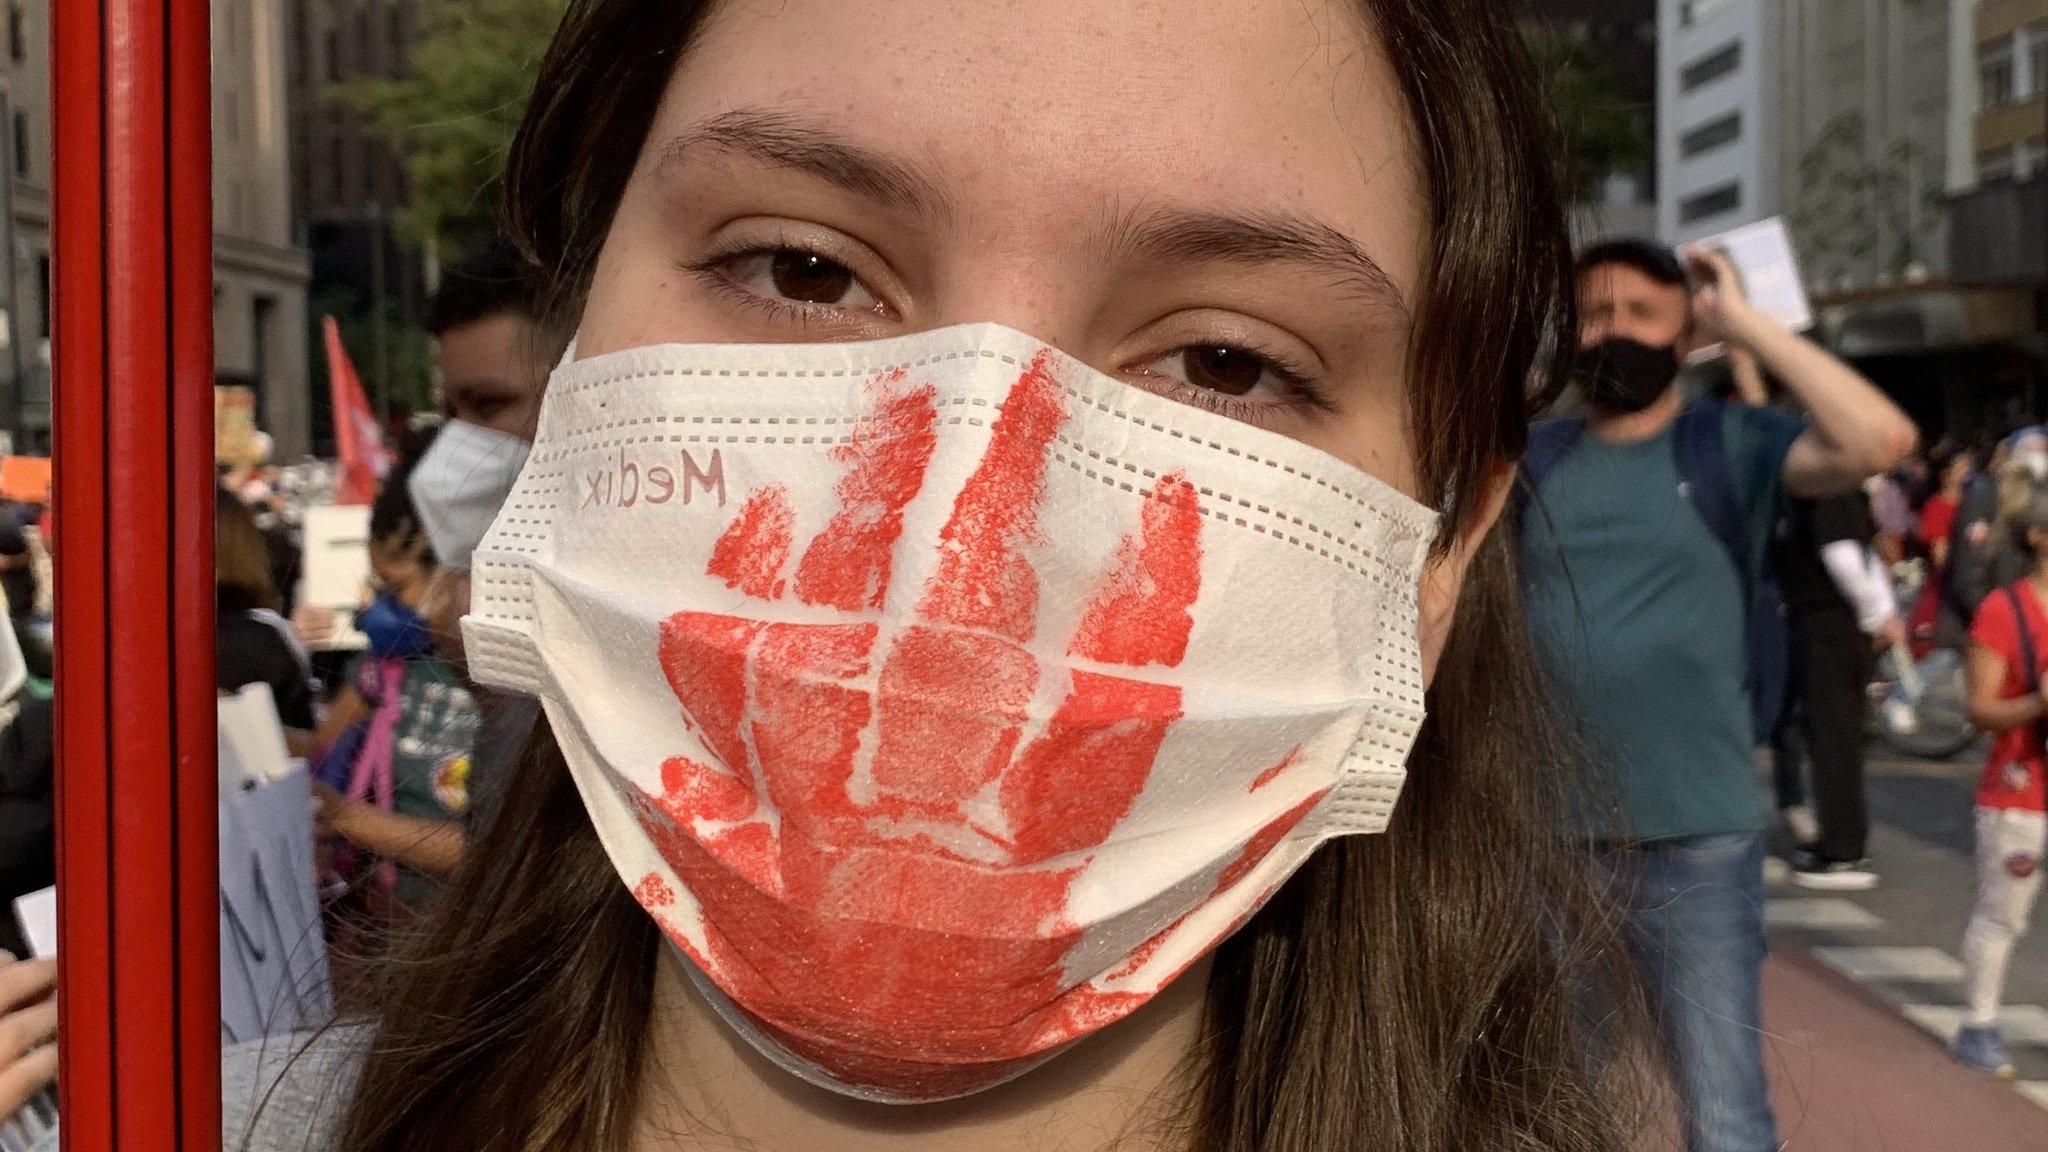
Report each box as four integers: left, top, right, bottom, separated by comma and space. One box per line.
1520, 235, 1915, 1152
410, 241, 559, 836
308, 444, 479, 913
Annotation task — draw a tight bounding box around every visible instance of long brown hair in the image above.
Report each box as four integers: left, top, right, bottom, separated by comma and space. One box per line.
325, 3, 1644, 1150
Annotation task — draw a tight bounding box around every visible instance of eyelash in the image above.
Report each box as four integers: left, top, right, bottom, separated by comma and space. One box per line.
685, 242, 1337, 422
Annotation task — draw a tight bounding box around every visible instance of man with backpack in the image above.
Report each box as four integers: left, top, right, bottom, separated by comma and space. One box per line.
1520, 237, 1916, 1152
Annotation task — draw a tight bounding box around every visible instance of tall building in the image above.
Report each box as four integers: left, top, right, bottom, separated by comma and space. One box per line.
1657, 0, 1777, 242
1656, 0, 1949, 288
212, 0, 315, 458
1947, 0, 2048, 286
286, 0, 427, 446
0, 0, 312, 457
1653, 0, 2046, 442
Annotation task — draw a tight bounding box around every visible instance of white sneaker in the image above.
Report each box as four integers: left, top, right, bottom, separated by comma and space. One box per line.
1780, 804, 1820, 848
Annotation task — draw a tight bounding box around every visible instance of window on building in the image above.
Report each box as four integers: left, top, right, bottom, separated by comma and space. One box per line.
11, 112, 27, 182
1679, 112, 1741, 158
326, 29, 341, 82
1680, 42, 1741, 91
6, 3, 22, 64
389, 6, 405, 69
357, 13, 372, 70
33, 253, 47, 343
2031, 25, 2048, 101
2020, 137, 2048, 180
1680, 0, 1733, 26
1979, 146, 2017, 184
1679, 181, 1740, 225
1982, 39, 2016, 108
251, 296, 275, 386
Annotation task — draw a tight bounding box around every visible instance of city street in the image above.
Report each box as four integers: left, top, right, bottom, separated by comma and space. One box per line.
1748, 747, 2048, 1149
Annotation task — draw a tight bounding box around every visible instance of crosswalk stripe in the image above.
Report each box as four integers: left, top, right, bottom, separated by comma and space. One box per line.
1812, 946, 1965, 983
2018, 1082, 2048, 1110
1764, 897, 1885, 931
1900, 1004, 2048, 1047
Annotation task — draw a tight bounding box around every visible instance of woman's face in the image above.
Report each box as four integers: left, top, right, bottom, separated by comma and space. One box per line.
578, 0, 1501, 679
580, 0, 1425, 494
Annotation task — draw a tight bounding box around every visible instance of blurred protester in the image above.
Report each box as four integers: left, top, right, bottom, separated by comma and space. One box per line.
409, 239, 558, 834
1953, 449, 2048, 624
0, 503, 46, 686
215, 487, 316, 750
1915, 442, 1975, 648
308, 441, 479, 915
1949, 427, 2046, 623
1957, 488, 2048, 1078
1771, 491, 1898, 888
1522, 236, 1915, 1152
1868, 464, 1917, 566
0, 611, 49, 960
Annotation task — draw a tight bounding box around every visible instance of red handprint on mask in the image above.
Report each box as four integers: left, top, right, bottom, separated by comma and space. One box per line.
627, 354, 1310, 1096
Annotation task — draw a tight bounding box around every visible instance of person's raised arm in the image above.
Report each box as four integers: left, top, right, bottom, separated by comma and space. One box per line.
1685, 249, 1916, 497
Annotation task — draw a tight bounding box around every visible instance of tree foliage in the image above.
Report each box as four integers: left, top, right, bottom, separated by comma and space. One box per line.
1527, 30, 1652, 204
327, 0, 566, 255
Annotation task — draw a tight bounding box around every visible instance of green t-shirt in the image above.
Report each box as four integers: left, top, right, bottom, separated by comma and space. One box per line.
1520, 404, 1804, 842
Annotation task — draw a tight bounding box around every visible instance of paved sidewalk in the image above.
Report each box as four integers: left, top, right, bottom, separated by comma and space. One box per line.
1761, 945, 2048, 1151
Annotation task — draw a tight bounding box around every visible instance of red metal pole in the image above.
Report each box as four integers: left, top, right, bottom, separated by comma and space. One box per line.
53, 0, 220, 1147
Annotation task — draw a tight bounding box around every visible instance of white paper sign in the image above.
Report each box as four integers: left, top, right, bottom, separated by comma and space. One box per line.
219, 682, 294, 783
219, 768, 332, 1043
1687, 216, 1814, 334
299, 503, 373, 613
11, 887, 53, 959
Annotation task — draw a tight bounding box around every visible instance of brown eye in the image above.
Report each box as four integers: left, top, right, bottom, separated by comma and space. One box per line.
1181, 346, 1267, 396
769, 251, 857, 304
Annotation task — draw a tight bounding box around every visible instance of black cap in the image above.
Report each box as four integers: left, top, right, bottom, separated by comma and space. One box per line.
1575, 235, 1687, 288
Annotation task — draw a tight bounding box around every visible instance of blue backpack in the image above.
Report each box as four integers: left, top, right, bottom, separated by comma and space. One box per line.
1520, 402, 1792, 743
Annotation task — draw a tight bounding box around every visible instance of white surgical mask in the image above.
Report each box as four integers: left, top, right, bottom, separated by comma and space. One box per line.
410, 419, 531, 571
464, 323, 1437, 1102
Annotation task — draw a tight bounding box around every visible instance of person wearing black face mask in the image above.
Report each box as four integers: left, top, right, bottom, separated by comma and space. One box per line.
1518, 236, 1916, 1152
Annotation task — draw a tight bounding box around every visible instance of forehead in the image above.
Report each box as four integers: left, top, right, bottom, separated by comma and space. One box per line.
661, 0, 1425, 293
1579, 262, 1687, 309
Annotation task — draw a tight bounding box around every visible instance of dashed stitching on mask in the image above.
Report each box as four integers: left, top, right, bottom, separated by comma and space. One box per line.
546, 350, 1432, 535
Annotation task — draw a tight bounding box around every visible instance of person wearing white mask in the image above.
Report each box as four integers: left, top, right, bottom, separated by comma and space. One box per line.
201, 3, 1653, 1152
411, 240, 561, 832
411, 238, 554, 574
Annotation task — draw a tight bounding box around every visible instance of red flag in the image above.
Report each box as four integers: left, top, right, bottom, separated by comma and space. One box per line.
323, 316, 390, 505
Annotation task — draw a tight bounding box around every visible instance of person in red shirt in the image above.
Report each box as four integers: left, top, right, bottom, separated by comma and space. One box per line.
1959, 492, 2048, 1077
1913, 443, 1975, 651
1918, 443, 1973, 571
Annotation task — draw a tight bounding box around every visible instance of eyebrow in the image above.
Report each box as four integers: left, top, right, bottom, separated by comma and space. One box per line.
1109, 207, 1409, 317
656, 109, 951, 218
